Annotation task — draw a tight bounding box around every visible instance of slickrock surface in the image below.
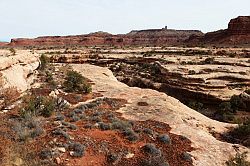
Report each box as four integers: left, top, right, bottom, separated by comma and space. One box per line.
72, 64, 249, 166
0, 49, 39, 91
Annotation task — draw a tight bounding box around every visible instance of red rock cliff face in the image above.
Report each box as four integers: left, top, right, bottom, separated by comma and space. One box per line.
188, 16, 250, 45
9, 29, 203, 47
228, 16, 250, 35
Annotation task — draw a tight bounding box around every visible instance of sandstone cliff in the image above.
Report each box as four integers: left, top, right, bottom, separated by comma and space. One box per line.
9, 29, 203, 47
188, 16, 250, 45
0, 49, 39, 92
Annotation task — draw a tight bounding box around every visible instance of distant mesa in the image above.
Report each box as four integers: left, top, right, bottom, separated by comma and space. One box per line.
5, 16, 250, 47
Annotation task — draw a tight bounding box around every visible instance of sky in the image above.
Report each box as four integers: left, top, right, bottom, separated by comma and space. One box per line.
0, 0, 249, 41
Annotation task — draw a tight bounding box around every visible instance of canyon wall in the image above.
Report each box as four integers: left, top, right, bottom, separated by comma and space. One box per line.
188, 16, 250, 45
9, 29, 203, 47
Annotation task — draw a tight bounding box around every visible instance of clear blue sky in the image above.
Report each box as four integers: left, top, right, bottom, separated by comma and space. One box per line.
0, 0, 249, 41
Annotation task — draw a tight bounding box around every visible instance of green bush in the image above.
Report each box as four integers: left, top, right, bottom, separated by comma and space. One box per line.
226, 152, 250, 166
230, 95, 246, 112
63, 70, 92, 93
20, 96, 55, 118
204, 57, 215, 64
215, 102, 235, 122
39, 54, 49, 70
229, 119, 250, 147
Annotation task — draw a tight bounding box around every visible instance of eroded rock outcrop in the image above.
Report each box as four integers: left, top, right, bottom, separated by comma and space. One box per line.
0, 50, 39, 92
71, 64, 250, 166
188, 16, 250, 45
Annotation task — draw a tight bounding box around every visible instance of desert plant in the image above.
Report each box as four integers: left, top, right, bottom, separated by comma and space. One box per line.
142, 144, 161, 156
69, 142, 85, 157
230, 95, 246, 112
228, 119, 250, 147
39, 54, 49, 70
181, 152, 192, 162
204, 57, 215, 64
19, 96, 55, 118
98, 122, 111, 131
158, 134, 171, 144
122, 128, 139, 142
0, 87, 20, 108
226, 152, 250, 166
41, 97, 55, 117
188, 101, 204, 111
63, 70, 92, 93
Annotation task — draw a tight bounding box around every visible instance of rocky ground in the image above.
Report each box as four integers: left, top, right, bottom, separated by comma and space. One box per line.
0, 47, 249, 166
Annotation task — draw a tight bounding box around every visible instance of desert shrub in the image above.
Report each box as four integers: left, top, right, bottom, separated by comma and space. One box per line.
158, 134, 171, 144
140, 156, 169, 166
41, 97, 55, 117
39, 54, 49, 70
226, 152, 250, 166
98, 122, 111, 131
40, 149, 53, 160
0, 87, 20, 108
62, 121, 78, 130
107, 153, 119, 163
111, 120, 132, 130
181, 152, 192, 161
188, 70, 196, 75
142, 144, 161, 156
13, 118, 44, 141
69, 142, 85, 157
188, 101, 204, 111
45, 71, 57, 88
204, 57, 215, 64
55, 113, 65, 121
214, 104, 235, 122
70, 115, 80, 122
19, 96, 55, 118
63, 70, 92, 93
53, 128, 70, 139
143, 128, 154, 135
230, 95, 246, 111
122, 128, 139, 142
228, 119, 250, 147
229, 53, 237, 58
220, 102, 233, 112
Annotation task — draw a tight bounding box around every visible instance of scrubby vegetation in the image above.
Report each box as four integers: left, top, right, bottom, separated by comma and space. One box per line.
0, 87, 20, 109
225, 119, 250, 147
63, 70, 92, 93
226, 152, 250, 166
19, 95, 55, 118
39, 54, 50, 70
